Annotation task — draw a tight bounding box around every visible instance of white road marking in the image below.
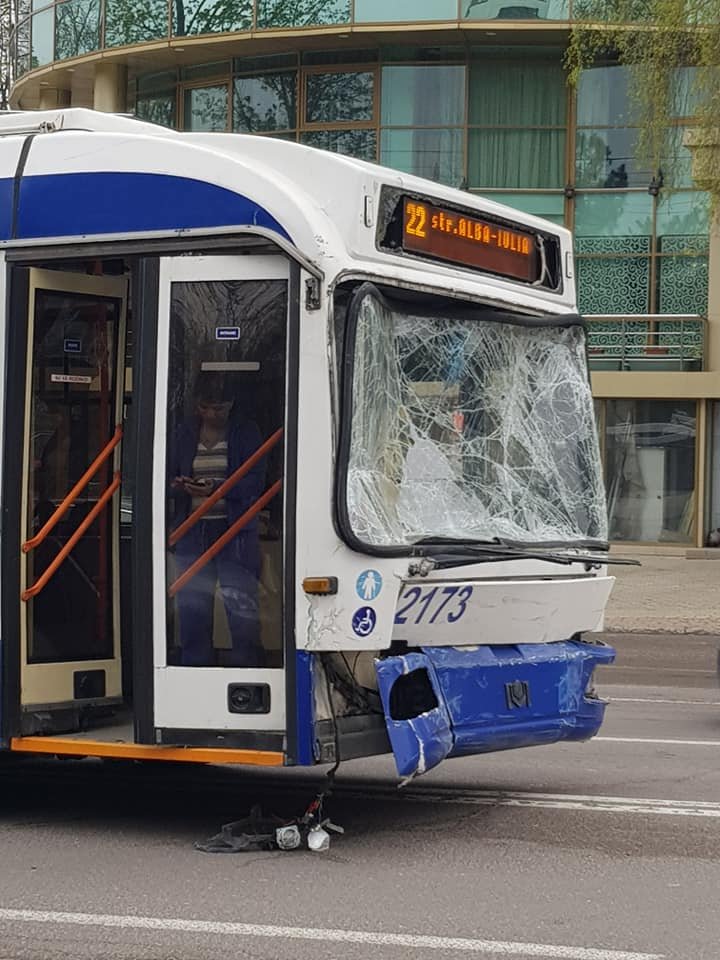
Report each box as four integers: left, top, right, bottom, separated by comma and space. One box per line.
346, 785, 720, 819
595, 736, 720, 746
0, 907, 664, 960
609, 697, 720, 706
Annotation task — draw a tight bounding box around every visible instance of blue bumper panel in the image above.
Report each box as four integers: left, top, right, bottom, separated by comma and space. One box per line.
375, 641, 615, 779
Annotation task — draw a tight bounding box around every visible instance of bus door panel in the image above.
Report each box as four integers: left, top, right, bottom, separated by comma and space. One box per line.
153, 256, 289, 735
20, 269, 127, 714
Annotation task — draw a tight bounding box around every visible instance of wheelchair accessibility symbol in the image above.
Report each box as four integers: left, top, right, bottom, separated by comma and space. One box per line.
351, 606, 377, 638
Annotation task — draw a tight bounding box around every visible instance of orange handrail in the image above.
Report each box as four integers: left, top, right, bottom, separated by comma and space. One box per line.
22, 424, 123, 554
169, 479, 282, 598
168, 427, 283, 548
22, 472, 121, 602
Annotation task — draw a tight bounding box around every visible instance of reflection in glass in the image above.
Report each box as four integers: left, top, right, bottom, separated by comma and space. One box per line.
355, 0, 456, 20
381, 128, 463, 187
575, 128, 647, 188
657, 192, 709, 246
233, 72, 297, 132
15, 7, 32, 76
576, 65, 638, 127
462, 0, 569, 18
172, 0, 252, 36
381, 65, 464, 126
55, 0, 100, 60
257, 0, 350, 27
305, 71, 374, 124
166, 280, 287, 668
301, 129, 376, 160
605, 400, 696, 542
574, 192, 652, 237
31, 7, 54, 66
183, 84, 228, 131
136, 95, 176, 128
106, 0, 169, 46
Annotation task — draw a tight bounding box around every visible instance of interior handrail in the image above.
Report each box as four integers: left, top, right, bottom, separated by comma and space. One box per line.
22, 472, 121, 602
169, 479, 282, 598
168, 426, 283, 548
22, 424, 123, 554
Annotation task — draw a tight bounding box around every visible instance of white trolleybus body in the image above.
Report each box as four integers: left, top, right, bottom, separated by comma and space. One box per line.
0, 109, 615, 779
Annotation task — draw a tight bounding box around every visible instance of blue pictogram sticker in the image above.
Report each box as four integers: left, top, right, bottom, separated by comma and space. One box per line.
351, 607, 377, 638
215, 326, 241, 341
356, 569, 382, 601
63, 338, 82, 354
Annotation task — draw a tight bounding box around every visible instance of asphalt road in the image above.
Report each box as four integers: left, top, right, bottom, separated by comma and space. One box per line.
0, 632, 719, 960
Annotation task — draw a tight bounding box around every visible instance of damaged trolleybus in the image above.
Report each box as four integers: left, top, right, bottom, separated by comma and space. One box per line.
0, 108, 616, 781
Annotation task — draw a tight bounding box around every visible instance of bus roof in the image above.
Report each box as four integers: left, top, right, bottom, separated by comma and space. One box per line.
0, 109, 575, 312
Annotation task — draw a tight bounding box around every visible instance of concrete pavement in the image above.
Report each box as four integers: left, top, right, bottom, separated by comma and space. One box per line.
604, 547, 720, 635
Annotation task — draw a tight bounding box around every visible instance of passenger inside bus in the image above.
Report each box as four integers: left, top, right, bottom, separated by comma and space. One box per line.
169, 371, 266, 667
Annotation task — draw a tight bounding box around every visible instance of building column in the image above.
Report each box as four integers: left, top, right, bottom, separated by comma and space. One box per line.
93, 62, 128, 113
38, 87, 71, 110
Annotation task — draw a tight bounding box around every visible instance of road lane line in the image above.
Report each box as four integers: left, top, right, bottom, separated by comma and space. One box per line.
0, 908, 664, 960
595, 737, 720, 746
609, 697, 720, 706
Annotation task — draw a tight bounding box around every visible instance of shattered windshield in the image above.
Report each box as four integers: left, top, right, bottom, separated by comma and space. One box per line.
341, 284, 608, 549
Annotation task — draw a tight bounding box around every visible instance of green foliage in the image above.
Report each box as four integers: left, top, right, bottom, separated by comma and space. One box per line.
567, 0, 720, 204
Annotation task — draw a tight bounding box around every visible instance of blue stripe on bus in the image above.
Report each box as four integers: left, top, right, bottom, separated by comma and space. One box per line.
0, 171, 291, 242
293, 651, 315, 766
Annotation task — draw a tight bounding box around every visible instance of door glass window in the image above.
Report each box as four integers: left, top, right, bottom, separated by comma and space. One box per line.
166, 280, 287, 668
27, 290, 121, 664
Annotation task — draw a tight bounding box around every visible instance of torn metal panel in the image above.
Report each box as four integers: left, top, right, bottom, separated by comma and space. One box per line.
375, 641, 615, 779
375, 652, 454, 779
346, 286, 607, 548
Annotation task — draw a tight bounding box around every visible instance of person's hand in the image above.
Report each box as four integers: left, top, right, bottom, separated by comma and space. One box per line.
183, 478, 214, 497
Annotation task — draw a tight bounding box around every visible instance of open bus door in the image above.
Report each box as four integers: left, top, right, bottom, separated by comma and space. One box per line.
148, 255, 292, 749
11, 268, 127, 729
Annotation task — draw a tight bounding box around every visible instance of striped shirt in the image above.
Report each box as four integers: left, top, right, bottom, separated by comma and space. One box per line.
191, 440, 227, 520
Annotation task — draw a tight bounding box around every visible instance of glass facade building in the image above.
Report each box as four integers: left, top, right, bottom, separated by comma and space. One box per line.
9, 1, 720, 547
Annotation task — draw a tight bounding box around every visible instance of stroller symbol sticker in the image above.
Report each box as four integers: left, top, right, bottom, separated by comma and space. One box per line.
352, 607, 377, 638
356, 569, 382, 601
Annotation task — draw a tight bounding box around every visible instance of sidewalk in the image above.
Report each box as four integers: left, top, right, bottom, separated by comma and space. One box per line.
603, 548, 720, 635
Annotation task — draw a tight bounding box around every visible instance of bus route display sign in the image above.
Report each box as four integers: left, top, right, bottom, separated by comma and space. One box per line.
401, 196, 538, 283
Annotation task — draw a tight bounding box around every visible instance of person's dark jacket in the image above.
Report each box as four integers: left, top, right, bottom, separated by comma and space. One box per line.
170, 416, 266, 535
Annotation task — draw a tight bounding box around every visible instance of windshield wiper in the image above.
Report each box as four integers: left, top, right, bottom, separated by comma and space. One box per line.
408, 538, 640, 573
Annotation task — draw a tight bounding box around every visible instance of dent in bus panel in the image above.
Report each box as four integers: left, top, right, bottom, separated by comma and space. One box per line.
166, 279, 286, 669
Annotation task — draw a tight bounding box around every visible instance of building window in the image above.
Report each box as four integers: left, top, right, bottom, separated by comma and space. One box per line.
172, 0, 251, 37
55, 0, 100, 59
30, 6, 54, 66
256, 0, 350, 28
468, 58, 566, 189
380, 64, 465, 186
462, 0, 570, 19
605, 400, 697, 543
183, 83, 229, 131
105, 0, 169, 47
233, 72, 297, 133
710, 403, 720, 540
355, 0, 457, 20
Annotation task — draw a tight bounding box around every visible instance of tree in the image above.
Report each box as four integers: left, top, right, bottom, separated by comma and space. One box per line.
567, 0, 720, 205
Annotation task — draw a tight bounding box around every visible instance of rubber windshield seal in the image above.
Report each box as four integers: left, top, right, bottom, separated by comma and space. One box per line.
334, 281, 606, 558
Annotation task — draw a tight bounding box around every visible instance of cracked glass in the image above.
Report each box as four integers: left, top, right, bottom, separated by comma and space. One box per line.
344, 286, 607, 547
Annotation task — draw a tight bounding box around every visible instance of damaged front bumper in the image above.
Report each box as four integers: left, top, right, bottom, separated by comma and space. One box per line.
375, 640, 615, 779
